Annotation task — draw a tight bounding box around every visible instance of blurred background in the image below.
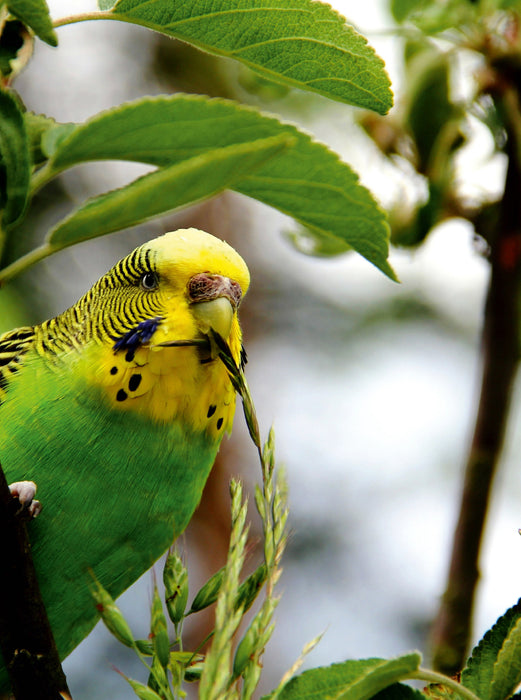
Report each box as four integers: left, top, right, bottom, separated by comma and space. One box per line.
2, 0, 521, 697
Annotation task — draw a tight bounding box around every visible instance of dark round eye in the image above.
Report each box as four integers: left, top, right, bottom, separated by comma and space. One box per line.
140, 272, 158, 290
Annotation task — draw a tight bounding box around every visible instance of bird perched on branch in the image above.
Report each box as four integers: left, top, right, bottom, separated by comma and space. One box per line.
0, 228, 249, 686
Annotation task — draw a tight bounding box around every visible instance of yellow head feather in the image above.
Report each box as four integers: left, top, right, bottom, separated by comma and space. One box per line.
22, 228, 250, 437
148, 228, 250, 296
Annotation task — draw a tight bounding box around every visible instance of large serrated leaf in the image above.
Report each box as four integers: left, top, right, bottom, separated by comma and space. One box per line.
47, 133, 292, 248
490, 616, 521, 700
44, 95, 394, 278
0, 88, 30, 229
7, 0, 57, 46
462, 599, 521, 700
102, 0, 392, 114
266, 654, 421, 700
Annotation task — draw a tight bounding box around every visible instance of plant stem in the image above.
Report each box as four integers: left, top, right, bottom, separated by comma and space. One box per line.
30, 162, 56, 198
53, 12, 107, 29
0, 243, 54, 286
431, 79, 521, 675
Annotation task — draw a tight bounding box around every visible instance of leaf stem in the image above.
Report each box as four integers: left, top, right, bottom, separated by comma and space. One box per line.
30, 162, 56, 198
409, 669, 481, 700
0, 243, 55, 285
53, 12, 107, 29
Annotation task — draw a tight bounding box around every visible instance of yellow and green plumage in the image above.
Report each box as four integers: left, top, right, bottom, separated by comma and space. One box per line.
0, 228, 249, 687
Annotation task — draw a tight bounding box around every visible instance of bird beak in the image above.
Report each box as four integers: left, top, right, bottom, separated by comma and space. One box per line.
188, 273, 242, 342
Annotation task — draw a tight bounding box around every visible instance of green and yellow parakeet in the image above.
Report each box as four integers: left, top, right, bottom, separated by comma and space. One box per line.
0, 228, 250, 689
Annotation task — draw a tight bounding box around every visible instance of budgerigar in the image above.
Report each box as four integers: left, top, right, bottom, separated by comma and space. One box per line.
0, 228, 249, 689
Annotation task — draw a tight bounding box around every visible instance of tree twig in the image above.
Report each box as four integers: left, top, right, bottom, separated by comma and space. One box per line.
431, 80, 521, 675
0, 465, 71, 699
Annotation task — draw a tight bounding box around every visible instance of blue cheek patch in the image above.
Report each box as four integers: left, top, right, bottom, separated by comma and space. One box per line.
112, 317, 162, 357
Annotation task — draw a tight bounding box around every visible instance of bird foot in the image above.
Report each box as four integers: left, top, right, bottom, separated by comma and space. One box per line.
9, 481, 42, 518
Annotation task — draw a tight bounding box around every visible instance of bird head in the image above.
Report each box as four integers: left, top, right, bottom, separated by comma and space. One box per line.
32, 229, 250, 429
84, 228, 249, 363
144, 228, 250, 355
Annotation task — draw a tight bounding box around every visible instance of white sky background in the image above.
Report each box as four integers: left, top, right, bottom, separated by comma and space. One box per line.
16, 1, 521, 697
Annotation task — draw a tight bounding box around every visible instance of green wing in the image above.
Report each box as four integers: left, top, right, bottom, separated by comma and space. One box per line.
0, 347, 218, 691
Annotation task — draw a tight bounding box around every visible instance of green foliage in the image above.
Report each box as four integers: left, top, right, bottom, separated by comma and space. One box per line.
0, 89, 30, 231
28, 95, 393, 278
47, 134, 293, 247
361, 0, 521, 250
403, 49, 462, 177
100, 0, 392, 114
266, 655, 422, 700
0, 0, 396, 283
6, 0, 57, 46
462, 599, 521, 700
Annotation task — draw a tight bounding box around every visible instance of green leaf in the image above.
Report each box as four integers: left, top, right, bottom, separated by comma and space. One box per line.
394, 0, 476, 35
270, 654, 422, 700
462, 598, 521, 700
45, 95, 394, 278
391, 0, 429, 23
24, 111, 58, 166
47, 133, 292, 249
490, 616, 521, 700
189, 567, 226, 614
286, 224, 352, 257
41, 121, 76, 158
103, 0, 392, 114
0, 20, 32, 78
404, 49, 460, 175
7, 0, 57, 46
0, 88, 30, 228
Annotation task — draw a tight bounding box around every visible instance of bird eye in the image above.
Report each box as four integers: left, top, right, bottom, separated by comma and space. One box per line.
140, 272, 158, 291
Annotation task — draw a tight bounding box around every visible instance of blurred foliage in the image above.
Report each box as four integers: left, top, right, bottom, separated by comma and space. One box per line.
361, 0, 521, 249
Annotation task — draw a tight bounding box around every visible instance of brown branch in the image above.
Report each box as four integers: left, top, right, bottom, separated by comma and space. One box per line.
431, 81, 521, 675
0, 465, 71, 699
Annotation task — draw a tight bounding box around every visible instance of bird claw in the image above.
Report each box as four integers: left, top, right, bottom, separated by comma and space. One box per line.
8, 480, 42, 518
